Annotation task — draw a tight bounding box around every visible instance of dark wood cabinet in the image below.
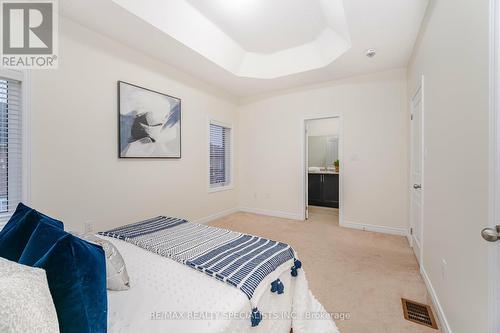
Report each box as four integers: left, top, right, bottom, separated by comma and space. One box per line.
308, 173, 339, 208
308, 174, 322, 203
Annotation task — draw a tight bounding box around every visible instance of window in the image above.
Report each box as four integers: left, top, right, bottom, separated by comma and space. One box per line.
0, 76, 23, 227
209, 121, 232, 190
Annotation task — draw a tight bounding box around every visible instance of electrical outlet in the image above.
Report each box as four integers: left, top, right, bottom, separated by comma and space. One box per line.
441, 259, 447, 281
84, 221, 94, 234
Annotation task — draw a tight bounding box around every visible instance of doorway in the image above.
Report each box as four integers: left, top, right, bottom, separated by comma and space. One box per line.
410, 77, 424, 264
302, 116, 343, 224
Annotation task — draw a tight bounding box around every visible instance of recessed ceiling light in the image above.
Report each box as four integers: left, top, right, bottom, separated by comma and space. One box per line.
365, 48, 377, 58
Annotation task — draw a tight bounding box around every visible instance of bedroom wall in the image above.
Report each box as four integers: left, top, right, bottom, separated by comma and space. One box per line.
29, 18, 239, 232
407, 0, 489, 332
307, 117, 340, 136
237, 69, 409, 232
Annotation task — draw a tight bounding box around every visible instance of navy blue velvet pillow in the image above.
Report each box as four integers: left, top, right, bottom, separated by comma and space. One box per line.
18, 221, 67, 266
28, 227, 107, 333
0, 202, 31, 235
0, 203, 63, 261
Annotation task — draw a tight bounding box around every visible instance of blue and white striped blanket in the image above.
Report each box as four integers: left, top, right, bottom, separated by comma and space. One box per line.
99, 216, 297, 301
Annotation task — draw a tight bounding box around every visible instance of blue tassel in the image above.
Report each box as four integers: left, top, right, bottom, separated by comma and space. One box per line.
271, 279, 285, 294
277, 280, 284, 294
270, 279, 279, 293
291, 258, 302, 277
251, 307, 262, 327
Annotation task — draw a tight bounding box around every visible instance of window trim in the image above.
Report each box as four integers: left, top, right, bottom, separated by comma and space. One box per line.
207, 118, 233, 193
0, 69, 31, 213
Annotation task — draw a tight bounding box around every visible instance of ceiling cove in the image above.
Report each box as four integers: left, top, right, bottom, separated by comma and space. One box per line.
111, 0, 351, 79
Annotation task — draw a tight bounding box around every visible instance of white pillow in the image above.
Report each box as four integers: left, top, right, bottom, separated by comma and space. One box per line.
71, 232, 130, 291
0, 257, 59, 333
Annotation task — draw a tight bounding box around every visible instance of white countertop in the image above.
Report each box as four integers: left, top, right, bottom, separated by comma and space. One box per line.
308, 170, 339, 175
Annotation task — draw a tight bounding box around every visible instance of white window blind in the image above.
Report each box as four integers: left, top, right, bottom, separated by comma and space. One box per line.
0, 77, 22, 227
209, 123, 231, 188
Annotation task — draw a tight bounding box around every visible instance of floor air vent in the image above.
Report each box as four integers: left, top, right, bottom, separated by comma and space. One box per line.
401, 298, 438, 329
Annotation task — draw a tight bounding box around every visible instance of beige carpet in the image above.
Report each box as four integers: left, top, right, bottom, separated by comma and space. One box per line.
209, 206, 441, 333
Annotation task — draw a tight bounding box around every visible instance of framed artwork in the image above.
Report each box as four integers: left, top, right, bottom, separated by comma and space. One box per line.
118, 81, 181, 158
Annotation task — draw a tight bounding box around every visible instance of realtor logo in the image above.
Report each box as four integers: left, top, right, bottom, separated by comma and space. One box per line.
1, 0, 58, 68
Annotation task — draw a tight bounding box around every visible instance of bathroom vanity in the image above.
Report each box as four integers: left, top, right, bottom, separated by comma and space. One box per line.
308, 171, 339, 208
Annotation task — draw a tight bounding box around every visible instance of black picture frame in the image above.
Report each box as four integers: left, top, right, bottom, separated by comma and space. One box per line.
117, 81, 182, 159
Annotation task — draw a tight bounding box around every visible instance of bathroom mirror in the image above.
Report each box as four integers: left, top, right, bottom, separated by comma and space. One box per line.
308, 135, 339, 168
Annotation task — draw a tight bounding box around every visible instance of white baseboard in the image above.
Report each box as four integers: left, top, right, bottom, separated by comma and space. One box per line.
193, 206, 303, 225
193, 207, 239, 225
420, 266, 452, 333
341, 220, 408, 236
195, 208, 406, 239
239, 207, 303, 221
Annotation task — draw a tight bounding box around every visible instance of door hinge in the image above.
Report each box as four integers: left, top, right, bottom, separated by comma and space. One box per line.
410, 227, 413, 235
411, 114, 414, 120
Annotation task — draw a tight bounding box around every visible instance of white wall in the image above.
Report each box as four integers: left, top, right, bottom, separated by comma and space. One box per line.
29, 18, 239, 232
238, 69, 409, 231
27, 20, 409, 239
407, 0, 489, 332
307, 117, 340, 136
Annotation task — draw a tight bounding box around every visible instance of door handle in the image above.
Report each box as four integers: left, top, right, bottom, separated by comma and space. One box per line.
413, 184, 422, 189
481, 226, 500, 242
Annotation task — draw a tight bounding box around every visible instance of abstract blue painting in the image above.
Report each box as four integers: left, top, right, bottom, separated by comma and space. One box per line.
118, 81, 181, 158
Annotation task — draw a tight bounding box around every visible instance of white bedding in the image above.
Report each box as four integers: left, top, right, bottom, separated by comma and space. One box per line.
101, 235, 339, 333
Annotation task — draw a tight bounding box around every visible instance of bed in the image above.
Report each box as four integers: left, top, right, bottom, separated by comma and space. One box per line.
99, 219, 340, 333
0, 204, 339, 332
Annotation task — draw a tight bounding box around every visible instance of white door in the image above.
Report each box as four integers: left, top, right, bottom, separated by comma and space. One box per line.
410, 83, 423, 264
304, 121, 309, 220
487, 5, 500, 331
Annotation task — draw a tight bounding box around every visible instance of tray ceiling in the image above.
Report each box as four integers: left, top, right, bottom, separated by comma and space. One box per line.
61, 0, 428, 97
111, 0, 351, 79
